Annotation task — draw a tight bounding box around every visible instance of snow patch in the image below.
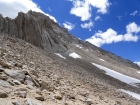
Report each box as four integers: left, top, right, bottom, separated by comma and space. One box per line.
99, 58, 105, 61
75, 44, 82, 49
92, 63, 140, 87
55, 53, 66, 59
137, 71, 140, 74
69, 52, 81, 59
134, 62, 140, 67
78, 38, 81, 40
120, 89, 140, 100
85, 49, 89, 52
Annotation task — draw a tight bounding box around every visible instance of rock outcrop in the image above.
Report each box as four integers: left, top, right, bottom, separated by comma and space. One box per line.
0, 10, 78, 52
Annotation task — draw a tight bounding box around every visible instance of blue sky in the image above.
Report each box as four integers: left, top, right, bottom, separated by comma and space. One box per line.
0, 0, 139, 63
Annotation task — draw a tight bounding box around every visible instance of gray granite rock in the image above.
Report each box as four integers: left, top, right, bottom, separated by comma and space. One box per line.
24, 98, 42, 105
17, 91, 27, 98
0, 60, 10, 69
0, 80, 11, 87
12, 100, 22, 105
13, 80, 22, 85
4, 70, 25, 82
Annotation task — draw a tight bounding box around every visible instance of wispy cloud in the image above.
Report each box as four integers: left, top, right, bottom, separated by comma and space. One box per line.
81, 21, 94, 31
95, 16, 101, 21
68, 0, 110, 21
63, 21, 75, 31
86, 22, 139, 47
48, 7, 52, 11
117, 16, 122, 20
130, 11, 138, 16
0, 0, 57, 22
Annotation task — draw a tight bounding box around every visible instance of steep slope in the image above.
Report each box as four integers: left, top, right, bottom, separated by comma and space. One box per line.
0, 10, 139, 70
0, 35, 140, 105
0, 11, 140, 104
85, 41, 140, 70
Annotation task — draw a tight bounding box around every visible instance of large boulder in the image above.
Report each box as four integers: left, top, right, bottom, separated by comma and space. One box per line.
0, 90, 8, 98
0, 80, 11, 87
4, 70, 25, 82
0, 60, 10, 69
24, 98, 42, 105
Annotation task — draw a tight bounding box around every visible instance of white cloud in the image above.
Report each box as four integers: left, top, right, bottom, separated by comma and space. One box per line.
88, 0, 110, 14
63, 21, 75, 31
86, 22, 139, 47
70, 0, 91, 21
69, 0, 110, 21
123, 33, 138, 42
81, 21, 94, 31
130, 11, 138, 16
126, 22, 140, 34
86, 28, 123, 47
0, 0, 57, 22
95, 16, 101, 21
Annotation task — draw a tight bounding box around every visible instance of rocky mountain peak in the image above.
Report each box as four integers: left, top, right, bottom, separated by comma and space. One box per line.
0, 10, 73, 52
0, 10, 139, 70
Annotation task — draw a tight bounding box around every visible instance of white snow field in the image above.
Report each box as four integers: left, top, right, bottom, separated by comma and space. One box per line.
120, 89, 140, 100
99, 58, 105, 61
92, 63, 140, 87
134, 62, 140, 67
55, 53, 66, 59
69, 52, 81, 59
75, 44, 82, 49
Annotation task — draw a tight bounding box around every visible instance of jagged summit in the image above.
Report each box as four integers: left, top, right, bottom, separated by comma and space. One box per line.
0, 10, 79, 52
0, 11, 59, 52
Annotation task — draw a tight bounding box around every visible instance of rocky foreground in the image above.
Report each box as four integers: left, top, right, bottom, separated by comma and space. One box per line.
0, 35, 140, 105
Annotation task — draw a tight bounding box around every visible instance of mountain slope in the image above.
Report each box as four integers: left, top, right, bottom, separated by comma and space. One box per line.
0, 10, 139, 70
0, 11, 140, 105
0, 35, 140, 105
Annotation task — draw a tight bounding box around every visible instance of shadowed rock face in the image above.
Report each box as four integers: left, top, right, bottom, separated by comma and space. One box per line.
0, 10, 139, 70
0, 10, 80, 52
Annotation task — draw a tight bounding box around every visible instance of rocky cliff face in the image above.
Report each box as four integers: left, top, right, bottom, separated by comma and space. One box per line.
0, 10, 139, 70
0, 10, 80, 52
